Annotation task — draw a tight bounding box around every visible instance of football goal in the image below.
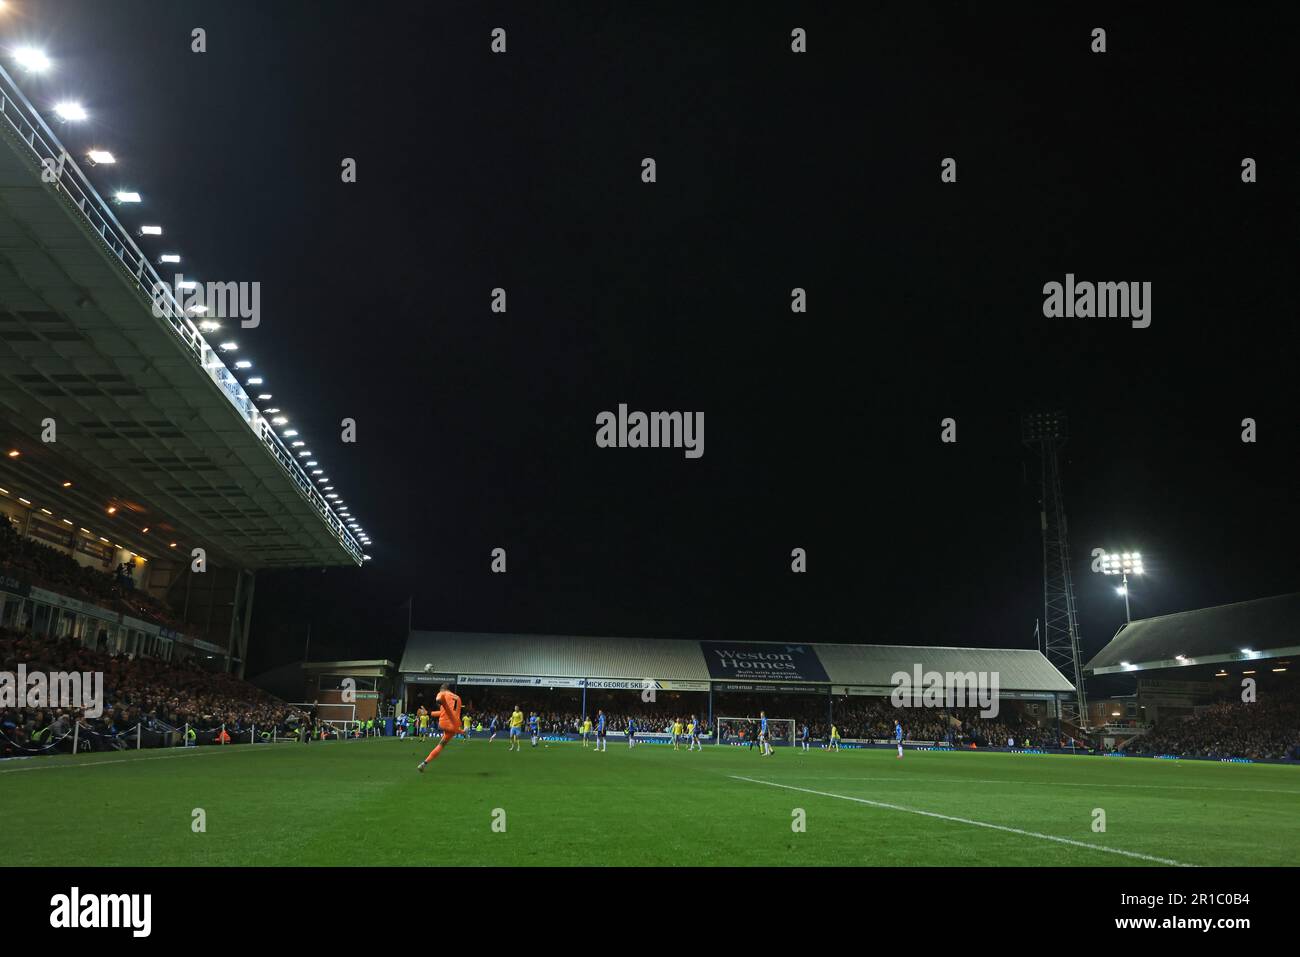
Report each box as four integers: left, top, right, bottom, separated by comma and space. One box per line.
715, 716, 796, 747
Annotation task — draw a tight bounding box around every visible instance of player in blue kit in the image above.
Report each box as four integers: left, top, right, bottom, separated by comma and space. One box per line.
626, 716, 637, 749
595, 710, 608, 753
487, 714, 500, 743
688, 714, 703, 751
800, 723, 810, 751
529, 712, 540, 747
895, 719, 904, 759
759, 711, 773, 757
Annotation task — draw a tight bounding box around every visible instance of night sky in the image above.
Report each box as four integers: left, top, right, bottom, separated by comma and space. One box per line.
11, 2, 1295, 676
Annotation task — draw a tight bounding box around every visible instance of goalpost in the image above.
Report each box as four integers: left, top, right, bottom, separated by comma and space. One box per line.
715, 716, 797, 747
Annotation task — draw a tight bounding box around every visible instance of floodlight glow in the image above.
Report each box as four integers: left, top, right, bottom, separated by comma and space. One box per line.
176, 280, 197, 290
87, 150, 116, 165
264, 408, 280, 414
257, 394, 273, 400
139, 225, 162, 236
271, 416, 288, 425
15, 47, 51, 73
188, 304, 208, 315
1116, 585, 1127, 596
219, 341, 237, 351
198, 320, 220, 332
54, 101, 89, 122
291, 441, 305, 447
159, 254, 181, 264
115, 191, 141, 203
283, 429, 299, 437
234, 360, 252, 369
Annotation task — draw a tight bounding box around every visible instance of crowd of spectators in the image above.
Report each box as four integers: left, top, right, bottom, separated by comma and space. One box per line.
432, 689, 1051, 746
1128, 695, 1300, 761
1, 518, 191, 633
0, 627, 309, 758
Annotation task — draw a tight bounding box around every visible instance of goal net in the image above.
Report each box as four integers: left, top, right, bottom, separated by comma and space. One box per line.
715, 716, 797, 747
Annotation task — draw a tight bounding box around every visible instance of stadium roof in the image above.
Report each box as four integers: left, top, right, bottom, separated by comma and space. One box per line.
813, 643, 1075, 692
1083, 592, 1300, 676
401, 631, 1075, 693
403, 632, 709, 682
0, 64, 363, 570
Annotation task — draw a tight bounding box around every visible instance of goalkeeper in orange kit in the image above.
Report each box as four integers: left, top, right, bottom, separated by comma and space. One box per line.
417, 683, 463, 772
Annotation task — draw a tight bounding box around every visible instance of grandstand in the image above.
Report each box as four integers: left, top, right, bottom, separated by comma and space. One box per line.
0, 59, 364, 678
399, 630, 1075, 746
1082, 592, 1299, 759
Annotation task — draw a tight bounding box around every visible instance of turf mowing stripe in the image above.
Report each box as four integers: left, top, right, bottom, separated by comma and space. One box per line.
787, 774, 1300, 796
730, 774, 1195, 866
0, 743, 297, 774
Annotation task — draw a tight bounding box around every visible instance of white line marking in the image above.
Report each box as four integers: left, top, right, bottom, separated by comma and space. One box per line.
730, 774, 1195, 866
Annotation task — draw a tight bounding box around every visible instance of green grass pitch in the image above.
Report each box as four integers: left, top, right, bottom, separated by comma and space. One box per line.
5, 738, 1298, 866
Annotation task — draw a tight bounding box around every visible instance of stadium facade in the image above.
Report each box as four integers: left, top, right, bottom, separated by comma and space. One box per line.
399, 630, 1076, 732
0, 63, 364, 676
1082, 592, 1298, 748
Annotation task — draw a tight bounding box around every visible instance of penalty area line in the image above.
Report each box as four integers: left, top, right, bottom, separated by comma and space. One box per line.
729, 774, 1194, 867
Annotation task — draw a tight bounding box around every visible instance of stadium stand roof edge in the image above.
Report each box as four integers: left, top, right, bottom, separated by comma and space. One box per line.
1083, 591, 1300, 676
401, 630, 1075, 693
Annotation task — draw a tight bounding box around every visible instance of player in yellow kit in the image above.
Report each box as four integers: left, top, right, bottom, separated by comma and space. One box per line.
508, 705, 525, 752
580, 716, 593, 747
672, 717, 684, 750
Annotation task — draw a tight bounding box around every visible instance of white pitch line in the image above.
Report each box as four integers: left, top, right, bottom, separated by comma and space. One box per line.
730, 775, 1195, 866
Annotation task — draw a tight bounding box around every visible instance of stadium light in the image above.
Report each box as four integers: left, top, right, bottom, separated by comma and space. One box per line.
198, 320, 220, 332
114, 191, 141, 204
257, 393, 273, 400
6, 449, 19, 458
139, 225, 163, 236
234, 360, 252, 370
188, 304, 209, 315
271, 416, 288, 425
1099, 549, 1143, 623
219, 341, 237, 351
14, 47, 52, 73
158, 254, 181, 264
283, 429, 299, 437
86, 150, 116, 165
247, 377, 263, 385
263, 408, 281, 414
53, 101, 89, 122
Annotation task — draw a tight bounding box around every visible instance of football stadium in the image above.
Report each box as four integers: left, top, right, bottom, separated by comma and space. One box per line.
0, 1, 1294, 939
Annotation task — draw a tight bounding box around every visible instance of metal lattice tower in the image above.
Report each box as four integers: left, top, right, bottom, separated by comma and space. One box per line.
1022, 412, 1089, 728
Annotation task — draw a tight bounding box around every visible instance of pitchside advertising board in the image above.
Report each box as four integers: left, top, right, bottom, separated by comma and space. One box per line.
700, 641, 830, 683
